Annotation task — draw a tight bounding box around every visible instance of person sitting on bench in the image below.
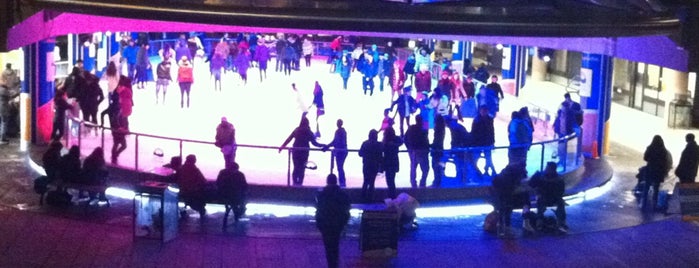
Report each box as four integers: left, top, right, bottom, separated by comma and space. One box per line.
216, 161, 248, 226
58, 145, 82, 184
529, 161, 568, 233
176, 154, 208, 218
81, 147, 109, 201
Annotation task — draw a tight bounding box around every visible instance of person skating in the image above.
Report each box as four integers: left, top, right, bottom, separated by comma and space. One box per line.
389, 61, 406, 101
155, 61, 172, 104
254, 39, 270, 82
382, 127, 403, 198
431, 115, 446, 187
390, 86, 417, 137
235, 47, 251, 85
279, 116, 325, 186
177, 56, 194, 108
359, 129, 383, 202
472, 105, 497, 177
323, 119, 348, 187
309, 81, 325, 137
405, 115, 430, 188
134, 43, 151, 89
215, 117, 237, 169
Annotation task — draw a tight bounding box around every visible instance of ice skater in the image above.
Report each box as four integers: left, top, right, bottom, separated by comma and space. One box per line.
309, 81, 325, 138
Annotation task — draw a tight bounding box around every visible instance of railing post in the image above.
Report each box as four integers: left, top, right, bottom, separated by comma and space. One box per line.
330, 150, 335, 174
287, 149, 292, 187
64, 117, 70, 147
178, 140, 183, 161
101, 127, 105, 150
135, 134, 139, 171
540, 143, 545, 171
77, 121, 82, 149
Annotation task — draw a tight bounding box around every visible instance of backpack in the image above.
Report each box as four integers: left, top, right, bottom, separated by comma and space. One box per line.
46, 190, 72, 206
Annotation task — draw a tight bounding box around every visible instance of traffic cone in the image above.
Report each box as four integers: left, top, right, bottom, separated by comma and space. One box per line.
591, 141, 599, 159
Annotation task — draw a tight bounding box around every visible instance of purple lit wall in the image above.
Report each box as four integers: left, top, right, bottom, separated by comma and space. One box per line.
7, 10, 689, 71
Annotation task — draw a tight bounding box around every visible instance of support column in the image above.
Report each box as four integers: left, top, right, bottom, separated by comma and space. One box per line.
452, 41, 473, 75
579, 53, 613, 157
501, 45, 527, 96
531, 49, 547, 82
32, 39, 56, 144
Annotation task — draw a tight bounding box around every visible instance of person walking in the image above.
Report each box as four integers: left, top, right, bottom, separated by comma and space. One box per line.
279, 116, 325, 186
215, 117, 237, 168
405, 115, 430, 188
177, 56, 194, 108
359, 129, 383, 202
642, 135, 672, 209
338, 55, 351, 90
315, 174, 350, 268
324, 119, 348, 187
122, 40, 138, 81
676, 133, 699, 184
382, 127, 403, 198
0, 83, 19, 143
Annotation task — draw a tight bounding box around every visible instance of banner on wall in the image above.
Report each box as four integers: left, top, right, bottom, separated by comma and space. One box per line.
579, 67, 592, 97
502, 46, 511, 71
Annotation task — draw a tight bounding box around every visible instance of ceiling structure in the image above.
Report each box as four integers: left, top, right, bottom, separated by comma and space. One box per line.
3, 0, 699, 70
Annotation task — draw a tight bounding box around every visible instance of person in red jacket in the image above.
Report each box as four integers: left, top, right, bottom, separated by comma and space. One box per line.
116, 76, 133, 130
177, 56, 194, 108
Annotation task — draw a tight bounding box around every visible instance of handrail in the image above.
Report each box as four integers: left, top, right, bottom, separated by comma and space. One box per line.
75, 116, 575, 154
66, 110, 579, 185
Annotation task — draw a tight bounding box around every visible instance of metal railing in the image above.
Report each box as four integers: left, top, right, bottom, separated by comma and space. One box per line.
64, 115, 580, 187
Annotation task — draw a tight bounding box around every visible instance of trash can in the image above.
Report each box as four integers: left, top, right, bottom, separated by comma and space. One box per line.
133, 181, 179, 243
359, 208, 399, 257
668, 100, 693, 128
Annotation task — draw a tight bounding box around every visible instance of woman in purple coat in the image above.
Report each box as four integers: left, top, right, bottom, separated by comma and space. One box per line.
254, 41, 271, 82
235, 48, 251, 85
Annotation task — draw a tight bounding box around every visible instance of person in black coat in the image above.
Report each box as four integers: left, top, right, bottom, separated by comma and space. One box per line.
471, 105, 496, 177
431, 115, 446, 187
382, 127, 403, 198
529, 162, 567, 233
676, 133, 699, 184
81, 147, 109, 200
79, 73, 104, 133
643, 135, 671, 205
280, 116, 325, 186
447, 118, 470, 183
42, 140, 64, 183
217, 162, 248, 224
486, 75, 505, 100
59, 145, 82, 183
359, 129, 383, 202
405, 115, 430, 188
315, 174, 350, 268
390, 86, 418, 137
323, 119, 348, 187
492, 163, 528, 237
51, 89, 73, 141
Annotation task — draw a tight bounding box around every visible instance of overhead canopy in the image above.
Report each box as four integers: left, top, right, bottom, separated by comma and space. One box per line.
8, 10, 688, 71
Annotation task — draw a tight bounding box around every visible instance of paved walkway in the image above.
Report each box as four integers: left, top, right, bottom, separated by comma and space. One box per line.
2, 138, 699, 267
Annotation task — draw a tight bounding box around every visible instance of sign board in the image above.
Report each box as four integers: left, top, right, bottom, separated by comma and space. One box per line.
579, 68, 592, 97
678, 183, 699, 221
360, 210, 399, 257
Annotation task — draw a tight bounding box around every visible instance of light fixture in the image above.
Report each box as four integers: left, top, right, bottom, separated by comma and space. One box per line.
495, 44, 503, 50
408, 40, 416, 49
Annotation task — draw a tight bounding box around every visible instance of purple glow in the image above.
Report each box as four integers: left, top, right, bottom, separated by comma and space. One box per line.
8, 10, 688, 70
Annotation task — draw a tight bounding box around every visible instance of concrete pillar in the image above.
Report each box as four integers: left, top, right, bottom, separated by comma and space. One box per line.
31, 39, 56, 144
501, 45, 527, 96
664, 68, 690, 100
531, 49, 547, 81
579, 53, 613, 157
